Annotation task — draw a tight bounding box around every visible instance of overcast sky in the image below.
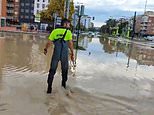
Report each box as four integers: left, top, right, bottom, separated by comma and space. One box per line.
74, 0, 154, 27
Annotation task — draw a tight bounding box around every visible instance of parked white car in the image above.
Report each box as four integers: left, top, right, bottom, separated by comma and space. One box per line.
144, 36, 154, 41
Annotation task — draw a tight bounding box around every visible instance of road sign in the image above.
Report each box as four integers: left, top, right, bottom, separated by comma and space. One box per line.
56, 17, 62, 25
35, 13, 41, 23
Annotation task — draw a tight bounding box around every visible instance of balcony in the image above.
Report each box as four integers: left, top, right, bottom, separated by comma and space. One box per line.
7, 4, 14, 7
6, 16, 14, 19
7, 10, 14, 14
141, 27, 147, 31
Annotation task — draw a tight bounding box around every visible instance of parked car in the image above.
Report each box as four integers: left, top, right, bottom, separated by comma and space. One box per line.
144, 36, 154, 41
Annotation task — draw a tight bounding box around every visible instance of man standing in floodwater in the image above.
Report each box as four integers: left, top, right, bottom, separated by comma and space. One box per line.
44, 19, 74, 94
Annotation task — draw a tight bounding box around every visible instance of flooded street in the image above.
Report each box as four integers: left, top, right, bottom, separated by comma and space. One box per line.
0, 32, 154, 115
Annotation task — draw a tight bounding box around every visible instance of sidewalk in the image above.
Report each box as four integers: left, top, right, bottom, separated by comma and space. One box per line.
0, 26, 49, 35
0, 26, 17, 31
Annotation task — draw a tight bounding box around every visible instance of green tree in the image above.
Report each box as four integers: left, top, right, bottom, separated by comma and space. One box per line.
118, 21, 129, 35
100, 19, 118, 35
100, 25, 108, 34
106, 19, 117, 28
40, 0, 75, 22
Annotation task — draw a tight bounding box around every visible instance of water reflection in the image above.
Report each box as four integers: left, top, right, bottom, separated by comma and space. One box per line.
1, 32, 153, 78
1, 32, 154, 115
76, 36, 154, 84
0, 32, 51, 78
98, 37, 154, 66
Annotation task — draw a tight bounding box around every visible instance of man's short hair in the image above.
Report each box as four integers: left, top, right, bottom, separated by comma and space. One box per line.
61, 18, 70, 26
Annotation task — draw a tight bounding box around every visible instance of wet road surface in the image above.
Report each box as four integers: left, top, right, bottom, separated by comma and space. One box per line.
0, 32, 154, 115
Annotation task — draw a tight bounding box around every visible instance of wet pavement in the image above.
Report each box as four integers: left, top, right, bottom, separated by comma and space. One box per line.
0, 32, 154, 115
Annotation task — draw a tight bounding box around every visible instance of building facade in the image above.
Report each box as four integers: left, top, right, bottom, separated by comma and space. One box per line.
73, 5, 92, 30
34, 0, 49, 16
14, 0, 20, 23
140, 15, 154, 36
0, 0, 7, 27
0, 0, 2, 17
0, 0, 20, 25
19, 0, 35, 24
6, 0, 15, 23
136, 11, 154, 36
2, 0, 7, 17
146, 16, 154, 35
135, 15, 142, 34
81, 15, 91, 29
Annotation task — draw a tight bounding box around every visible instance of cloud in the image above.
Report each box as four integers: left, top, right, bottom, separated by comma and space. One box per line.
74, 0, 154, 11
93, 21, 106, 27
74, 0, 154, 27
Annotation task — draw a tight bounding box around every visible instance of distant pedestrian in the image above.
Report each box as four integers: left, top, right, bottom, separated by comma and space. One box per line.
44, 19, 74, 94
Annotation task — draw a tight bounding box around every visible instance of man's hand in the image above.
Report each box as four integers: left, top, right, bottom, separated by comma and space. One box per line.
68, 40, 74, 62
44, 40, 52, 55
70, 53, 74, 62
44, 48, 47, 55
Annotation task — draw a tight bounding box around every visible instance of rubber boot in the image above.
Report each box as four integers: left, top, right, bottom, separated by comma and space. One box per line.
47, 85, 52, 94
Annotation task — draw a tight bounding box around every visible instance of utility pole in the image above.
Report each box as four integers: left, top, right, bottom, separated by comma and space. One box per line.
144, 0, 148, 13
64, 0, 70, 19
76, 4, 85, 49
131, 11, 136, 40
84, 18, 87, 31
53, 13, 57, 29
76, 15, 81, 49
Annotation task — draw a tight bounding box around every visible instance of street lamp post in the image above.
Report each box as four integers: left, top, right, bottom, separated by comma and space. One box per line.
52, 13, 57, 29
131, 11, 136, 40
144, 0, 148, 13
76, 15, 82, 49
64, 0, 70, 19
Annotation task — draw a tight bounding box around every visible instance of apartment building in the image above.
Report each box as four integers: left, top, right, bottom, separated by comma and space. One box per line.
19, 0, 35, 24
136, 11, 154, 36
146, 16, 154, 35
6, 0, 15, 23
34, 0, 49, 15
14, 0, 20, 23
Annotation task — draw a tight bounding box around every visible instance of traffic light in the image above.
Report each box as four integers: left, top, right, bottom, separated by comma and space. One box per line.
75, 5, 80, 16
92, 17, 95, 20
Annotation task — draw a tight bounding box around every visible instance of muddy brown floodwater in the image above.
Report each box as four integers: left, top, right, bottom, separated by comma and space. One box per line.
0, 32, 154, 115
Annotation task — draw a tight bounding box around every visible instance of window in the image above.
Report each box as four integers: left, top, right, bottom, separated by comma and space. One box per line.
31, 10, 34, 13
21, 9, 24, 12
37, 10, 39, 14
21, 3, 24, 6
25, 3, 30, 6
25, 16, 29, 19
42, 4, 45, 9
37, 3, 39, 8
25, 9, 29, 13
